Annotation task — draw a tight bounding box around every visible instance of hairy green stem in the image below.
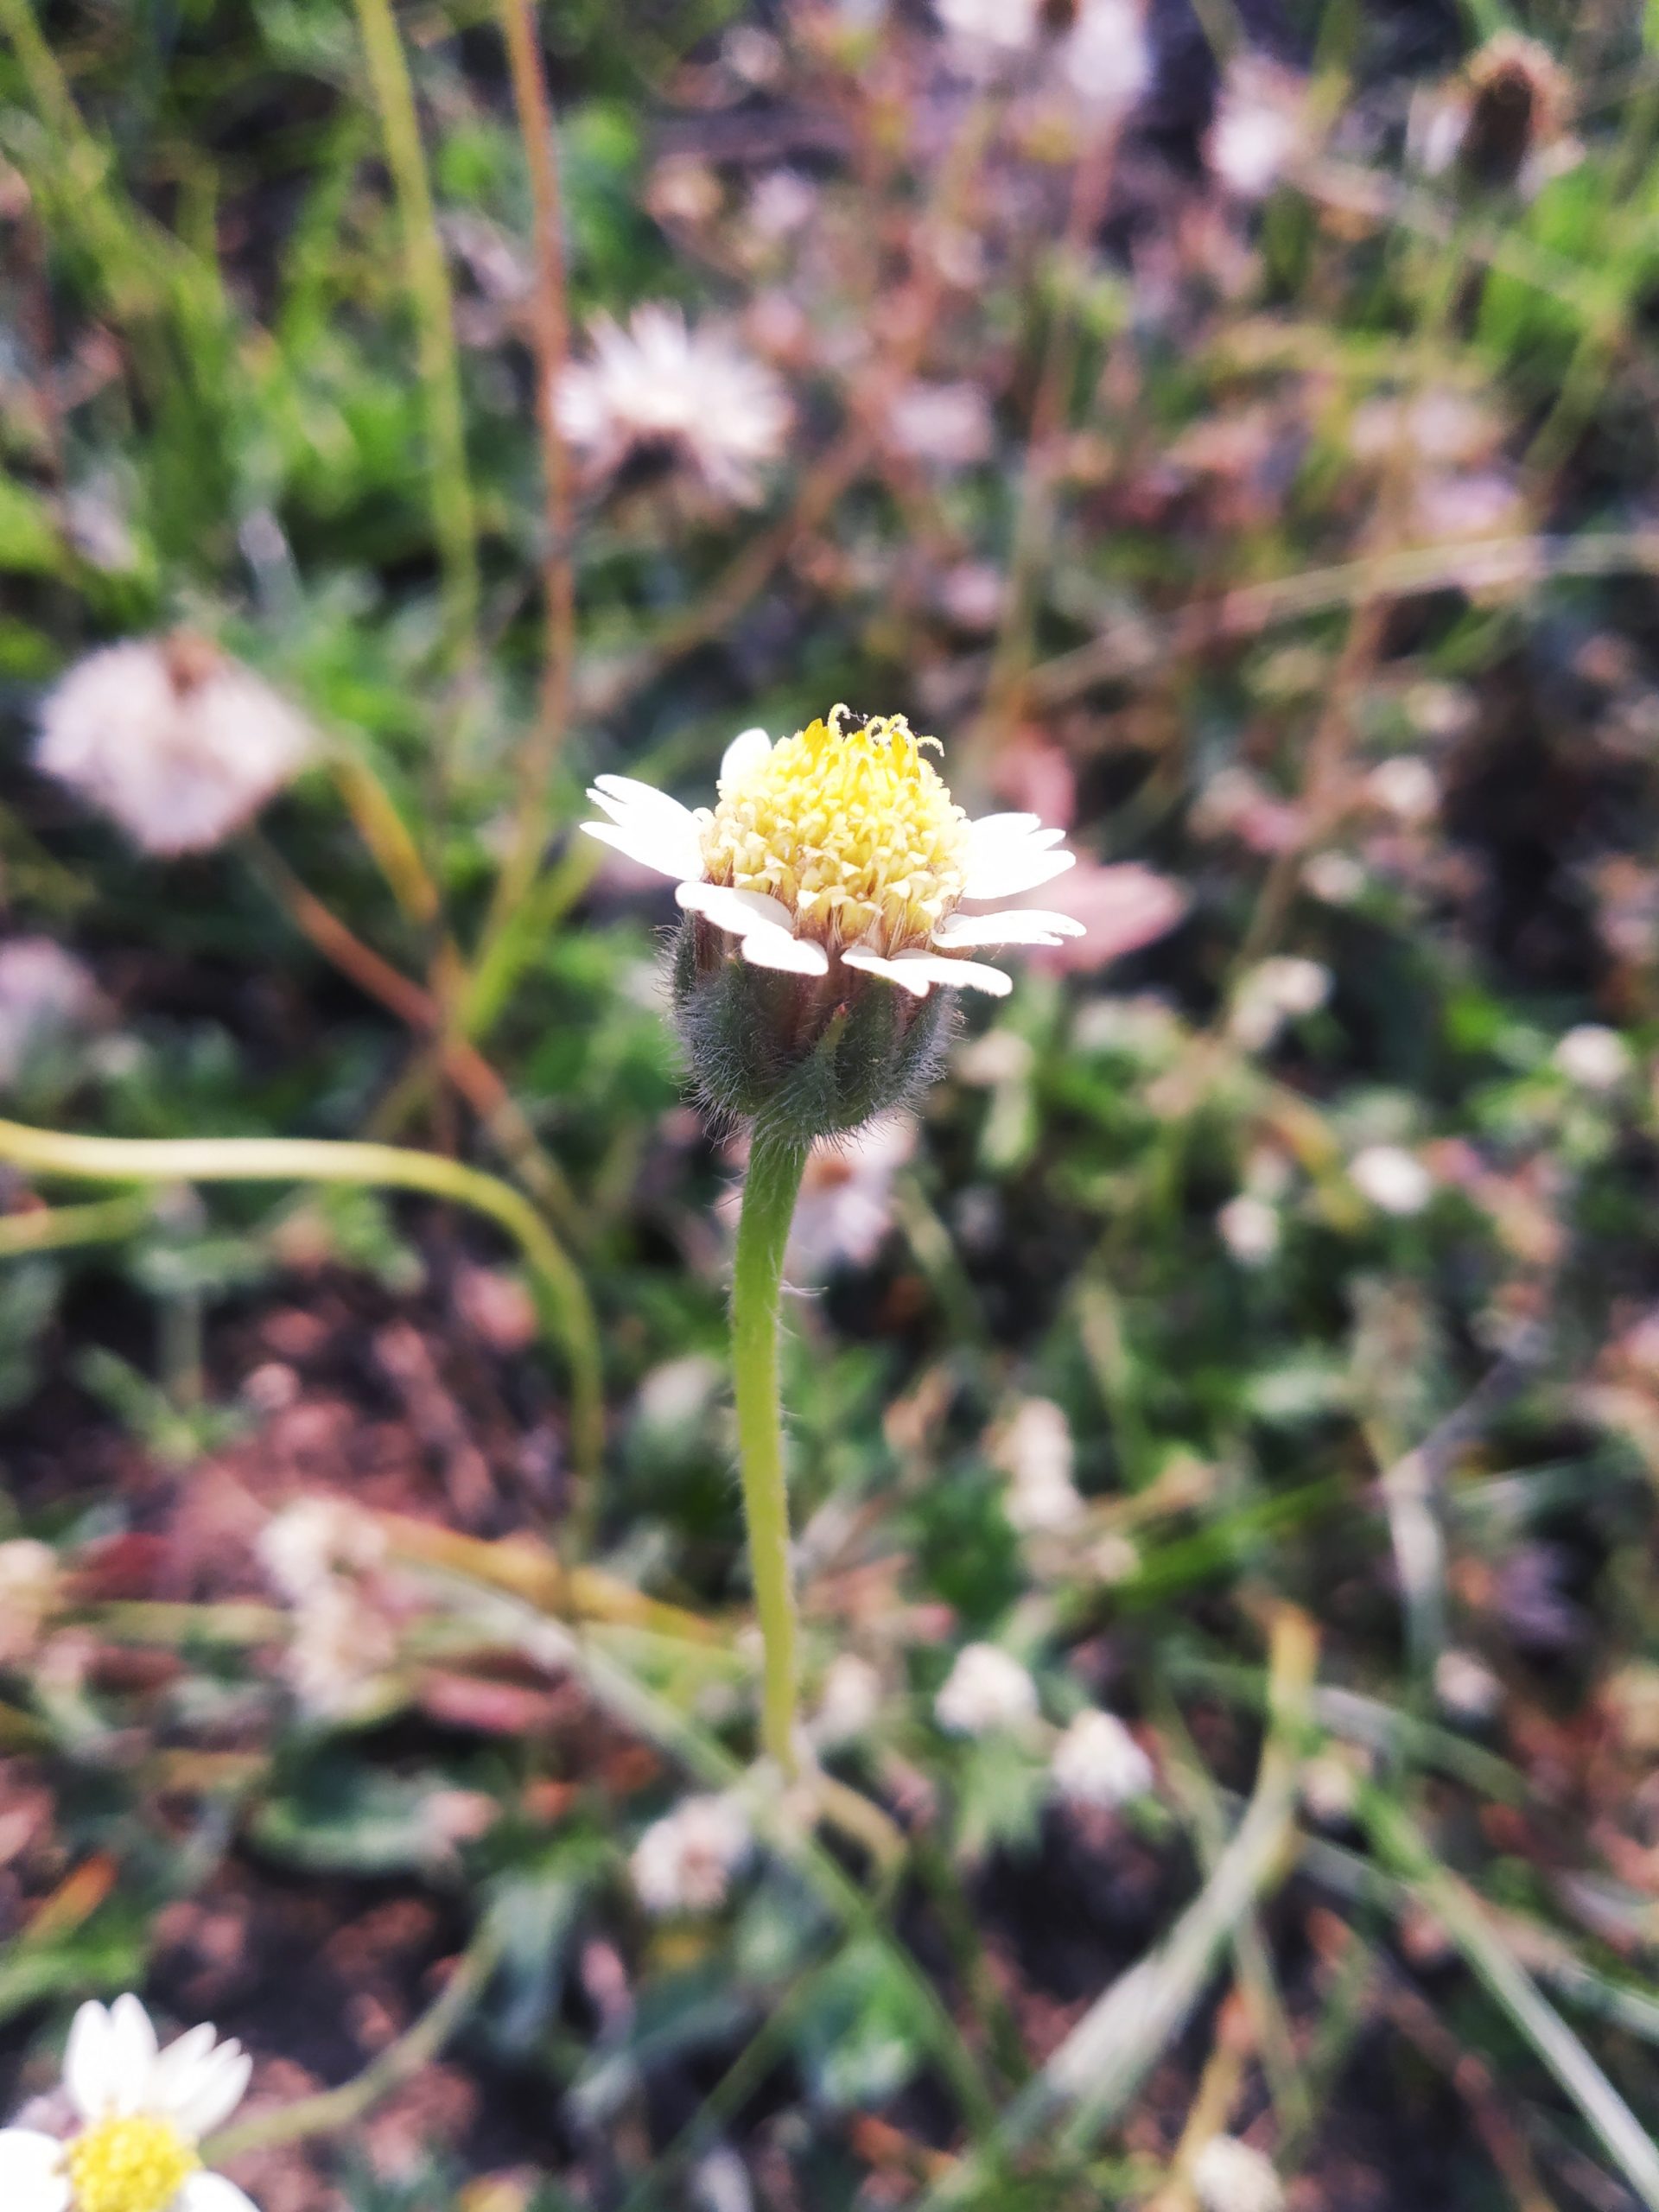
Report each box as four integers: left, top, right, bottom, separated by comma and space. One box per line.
0, 1119, 602, 1487
730, 1127, 810, 1774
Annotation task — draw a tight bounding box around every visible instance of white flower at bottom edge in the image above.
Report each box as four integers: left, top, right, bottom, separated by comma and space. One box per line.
0, 1995, 257, 2212
582, 707, 1084, 1003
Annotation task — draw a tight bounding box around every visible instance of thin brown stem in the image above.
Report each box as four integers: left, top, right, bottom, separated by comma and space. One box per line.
245, 837, 582, 1239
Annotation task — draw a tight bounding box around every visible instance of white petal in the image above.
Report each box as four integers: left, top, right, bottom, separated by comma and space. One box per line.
159, 2036, 251, 2139
933, 908, 1087, 948
675, 880, 797, 938
581, 818, 702, 882
720, 727, 772, 787
843, 947, 1010, 997
585, 779, 699, 836
966, 812, 1042, 849
176, 2176, 259, 2212
960, 845, 1077, 901
150, 2024, 216, 2120
65, 2000, 118, 2120
842, 948, 933, 996
589, 772, 696, 818
0, 2128, 71, 2212
891, 951, 1013, 995
739, 931, 830, 976
107, 1993, 160, 2112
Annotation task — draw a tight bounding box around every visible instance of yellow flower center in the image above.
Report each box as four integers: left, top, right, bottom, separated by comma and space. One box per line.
65, 2115, 200, 2212
702, 706, 970, 953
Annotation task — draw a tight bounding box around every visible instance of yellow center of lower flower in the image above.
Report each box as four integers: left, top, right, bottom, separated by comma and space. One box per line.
702, 706, 970, 953
65, 2115, 200, 2212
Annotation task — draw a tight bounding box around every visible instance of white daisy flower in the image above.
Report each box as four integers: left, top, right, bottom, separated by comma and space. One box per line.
0, 1994, 256, 2212
556, 305, 791, 509
36, 636, 313, 858
583, 706, 1083, 1002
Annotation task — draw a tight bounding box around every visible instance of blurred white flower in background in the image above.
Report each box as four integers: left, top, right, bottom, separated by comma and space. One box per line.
0, 1539, 58, 1664
556, 306, 791, 508
1349, 390, 1503, 470
1192, 2134, 1285, 2212
1365, 756, 1440, 824
0, 1993, 256, 2212
36, 635, 313, 858
1435, 1646, 1503, 1723
1411, 468, 1524, 543
935, 1643, 1039, 1737
1217, 1192, 1281, 1268
1302, 850, 1366, 906
279, 1586, 401, 1723
994, 1398, 1085, 1534
1051, 1707, 1154, 1808
631, 1794, 752, 1916
937, 562, 1007, 632
811, 1653, 885, 1749
785, 1118, 916, 1281
1350, 1143, 1434, 1217
1060, 0, 1152, 116
689, 2145, 753, 2212
747, 169, 816, 244
257, 1498, 399, 1722
1554, 1023, 1631, 1093
1228, 956, 1331, 1052
884, 380, 995, 470
934, 0, 1040, 57
257, 1496, 386, 1601
0, 940, 100, 1088
1207, 57, 1308, 199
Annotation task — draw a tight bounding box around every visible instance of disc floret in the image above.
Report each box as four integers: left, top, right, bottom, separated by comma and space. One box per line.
65, 2116, 200, 2212
701, 705, 972, 955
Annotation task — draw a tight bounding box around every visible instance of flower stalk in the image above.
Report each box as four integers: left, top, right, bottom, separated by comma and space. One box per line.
730, 1124, 810, 1774
582, 706, 1087, 1773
